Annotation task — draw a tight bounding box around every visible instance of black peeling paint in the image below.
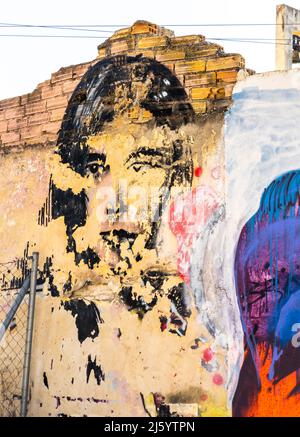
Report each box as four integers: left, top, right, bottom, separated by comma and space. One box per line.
168, 283, 191, 318
54, 396, 61, 409
119, 286, 158, 319
86, 355, 105, 386
64, 299, 104, 343
43, 372, 49, 389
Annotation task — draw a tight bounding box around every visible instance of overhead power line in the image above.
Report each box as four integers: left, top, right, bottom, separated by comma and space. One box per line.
0, 23, 113, 33
0, 34, 290, 45
163, 23, 300, 27
0, 34, 108, 38
1, 22, 300, 28
0, 25, 291, 41
0, 21, 295, 46
208, 38, 289, 45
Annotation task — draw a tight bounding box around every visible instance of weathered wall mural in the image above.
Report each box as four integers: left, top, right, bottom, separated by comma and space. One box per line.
224, 71, 300, 416
1, 21, 300, 417
29, 53, 231, 417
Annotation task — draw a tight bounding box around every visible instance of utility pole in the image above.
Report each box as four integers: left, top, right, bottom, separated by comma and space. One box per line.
276, 4, 300, 70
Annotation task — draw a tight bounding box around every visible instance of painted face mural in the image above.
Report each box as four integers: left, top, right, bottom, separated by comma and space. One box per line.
27, 55, 230, 417
233, 170, 300, 416
43, 56, 195, 297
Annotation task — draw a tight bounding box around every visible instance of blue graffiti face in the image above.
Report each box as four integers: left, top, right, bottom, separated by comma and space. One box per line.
235, 170, 300, 383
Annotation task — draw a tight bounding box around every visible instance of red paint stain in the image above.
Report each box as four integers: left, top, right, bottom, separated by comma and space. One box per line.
200, 393, 208, 401
203, 348, 214, 362
213, 373, 224, 386
159, 316, 168, 332
161, 322, 167, 331
169, 186, 220, 284
194, 166, 202, 177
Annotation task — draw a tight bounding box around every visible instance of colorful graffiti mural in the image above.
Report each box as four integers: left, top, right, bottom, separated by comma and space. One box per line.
233, 170, 300, 416
226, 71, 300, 416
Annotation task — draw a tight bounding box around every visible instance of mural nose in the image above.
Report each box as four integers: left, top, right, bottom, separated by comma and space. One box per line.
105, 189, 128, 223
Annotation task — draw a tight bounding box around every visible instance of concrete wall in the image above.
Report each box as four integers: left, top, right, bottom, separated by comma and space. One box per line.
223, 70, 300, 416
4, 22, 300, 418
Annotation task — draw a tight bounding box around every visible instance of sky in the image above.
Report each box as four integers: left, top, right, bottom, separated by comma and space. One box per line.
1, 0, 300, 100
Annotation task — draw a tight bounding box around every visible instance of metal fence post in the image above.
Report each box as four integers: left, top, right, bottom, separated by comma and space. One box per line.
0, 276, 30, 344
20, 252, 39, 417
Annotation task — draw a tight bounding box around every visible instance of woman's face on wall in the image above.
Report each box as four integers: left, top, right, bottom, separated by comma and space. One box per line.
67, 117, 188, 276
49, 68, 194, 290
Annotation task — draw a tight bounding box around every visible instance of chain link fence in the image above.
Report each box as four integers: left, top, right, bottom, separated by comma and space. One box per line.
0, 256, 31, 417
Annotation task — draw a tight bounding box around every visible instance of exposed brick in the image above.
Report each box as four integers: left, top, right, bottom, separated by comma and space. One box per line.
110, 27, 132, 40
191, 86, 225, 100
98, 47, 107, 58
164, 63, 175, 73
21, 95, 28, 105
0, 24, 247, 153
45, 133, 59, 143
4, 106, 25, 120
25, 101, 46, 115
46, 95, 69, 110
21, 136, 47, 146
132, 22, 157, 35
62, 80, 79, 95
73, 63, 92, 79
175, 60, 206, 74
224, 84, 235, 98
27, 88, 42, 103
176, 74, 185, 87
186, 44, 222, 58
7, 117, 28, 131
97, 41, 106, 51
110, 39, 129, 54
37, 79, 51, 89
20, 125, 43, 140
191, 101, 207, 113
216, 70, 238, 83
28, 112, 50, 126
50, 108, 66, 122
129, 49, 156, 59
206, 55, 245, 71
0, 96, 20, 110
160, 28, 175, 38
41, 84, 63, 100
137, 36, 168, 49
185, 72, 216, 87
51, 67, 73, 84
0, 120, 8, 133
171, 35, 205, 46
42, 122, 60, 135
1, 131, 20, 144
156, 51, 185, 62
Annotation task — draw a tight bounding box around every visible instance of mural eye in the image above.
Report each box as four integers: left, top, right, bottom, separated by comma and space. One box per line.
89, 163, 100, 174
86, 162, 105, 176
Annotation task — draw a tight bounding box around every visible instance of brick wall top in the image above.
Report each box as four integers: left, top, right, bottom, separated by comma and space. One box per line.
0, 61, 96, 152
0, 20, 250, 152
